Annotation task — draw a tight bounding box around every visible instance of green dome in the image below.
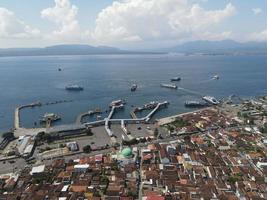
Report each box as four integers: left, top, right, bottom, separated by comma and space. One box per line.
121, 147, 133, 158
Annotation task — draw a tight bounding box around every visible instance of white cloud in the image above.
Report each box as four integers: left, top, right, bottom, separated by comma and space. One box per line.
90, 0, 236, 46
248, 30, 267, 41
252, 8, 262, 15
0, 7, 40, 39
0, 0, 237, 48
41, 0, 82, 41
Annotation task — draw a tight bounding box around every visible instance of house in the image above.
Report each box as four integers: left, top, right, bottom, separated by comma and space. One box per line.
66, 142, 79, 151
159, 147, 170, 164
74, 164, 90, 173
30, 165, 45, 176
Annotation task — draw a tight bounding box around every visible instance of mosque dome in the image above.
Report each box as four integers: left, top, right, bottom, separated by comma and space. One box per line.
121, 147, 133, 158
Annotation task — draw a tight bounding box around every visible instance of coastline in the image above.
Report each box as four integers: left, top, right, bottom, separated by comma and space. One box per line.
157, 107, 213, 126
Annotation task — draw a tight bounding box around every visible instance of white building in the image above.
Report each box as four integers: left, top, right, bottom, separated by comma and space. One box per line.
30, 165, 45, 175
74, 164, 90, 173
66, 141, 78, 151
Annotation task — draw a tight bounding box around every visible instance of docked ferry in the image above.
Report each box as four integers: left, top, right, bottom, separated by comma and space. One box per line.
202, 96, 220, 105
110, 99, 126, 107
40, 113, 61, 123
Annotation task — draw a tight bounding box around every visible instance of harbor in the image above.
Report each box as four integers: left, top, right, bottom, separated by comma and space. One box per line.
13, 99, 170, 140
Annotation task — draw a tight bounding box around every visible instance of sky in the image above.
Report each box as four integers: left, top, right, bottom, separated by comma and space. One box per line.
0, 0, 267, 49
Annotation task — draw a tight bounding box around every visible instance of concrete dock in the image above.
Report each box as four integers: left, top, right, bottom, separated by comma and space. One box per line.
76, 109, 102, 125
14, 102, 42, 129
13, 100, 169, 139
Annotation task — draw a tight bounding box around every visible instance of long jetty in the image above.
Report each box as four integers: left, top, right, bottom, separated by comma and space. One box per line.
14, 102, 42, 129
84, 101, 169, 137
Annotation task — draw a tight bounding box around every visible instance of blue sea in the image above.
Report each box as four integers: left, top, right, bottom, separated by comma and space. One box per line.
0, 54, 266, 132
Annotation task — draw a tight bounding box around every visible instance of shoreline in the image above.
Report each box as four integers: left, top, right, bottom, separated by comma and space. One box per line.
157, 107, 213, 126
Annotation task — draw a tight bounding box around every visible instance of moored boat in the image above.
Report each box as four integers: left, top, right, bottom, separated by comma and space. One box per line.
40, 113, 61, 123
202, 96, 220, 105
65, 84, 84, 91
171, 77, 181, 82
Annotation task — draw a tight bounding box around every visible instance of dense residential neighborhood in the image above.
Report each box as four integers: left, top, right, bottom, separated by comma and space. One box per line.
0, 97, 266, 199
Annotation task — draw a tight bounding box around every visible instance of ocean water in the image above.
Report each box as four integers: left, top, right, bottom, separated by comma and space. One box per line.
0, 54, 266, 132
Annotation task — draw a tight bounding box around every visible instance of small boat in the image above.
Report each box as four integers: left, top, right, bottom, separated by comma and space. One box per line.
144, 101, 158, 109
110, 99, 126, 107
58, 68, 62, 71
65, 84, 84, 91
202, 96, 220, 105
171, 77, 181, 82
212, 75, 219, 80
131, 84, 137, 92
160, 83, 177, 89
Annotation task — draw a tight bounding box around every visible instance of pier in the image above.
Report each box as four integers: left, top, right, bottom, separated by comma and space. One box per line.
13, 100, 169, 139
121, 120, 130, 139
14, 102, 42, 130
14, 102, 45, 137
104, 106, 117, 137
84, 101, 169, 138
76, 109, 102, 124
144, 101, 169, 122
130, 111, 137, 119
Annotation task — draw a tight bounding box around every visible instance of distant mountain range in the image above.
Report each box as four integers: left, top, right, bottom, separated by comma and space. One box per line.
166, 40, 267, 54
0, 40, 267, 57
0, 44, 148, 57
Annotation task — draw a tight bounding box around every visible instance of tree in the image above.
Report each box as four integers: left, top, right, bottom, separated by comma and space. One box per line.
86, 128, 93, 136
154, 128, 159, 138
184, 135, 191, 143
83, 145, 92, 153
2, 132, 14, 140
100, 175, 109, 185
261, 124, 267, 133
36, 132, 53, 143
127, 190, 138, 198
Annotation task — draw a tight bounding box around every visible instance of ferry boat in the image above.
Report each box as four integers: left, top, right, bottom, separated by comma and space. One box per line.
40, 113, 61, 123
131, 84, 137, 92
144, 101, 158, 109
202, 96, 220, 105
171, 77, 181, 82
65, 84, 84, 91
110, 99, 126, 107
185, 101, 207, 108
160, 83, 177, 89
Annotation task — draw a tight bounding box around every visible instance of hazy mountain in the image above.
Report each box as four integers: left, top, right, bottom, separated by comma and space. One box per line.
166, 40, 267, 54
0, 44, 144, 57
1, 41, 267, 57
